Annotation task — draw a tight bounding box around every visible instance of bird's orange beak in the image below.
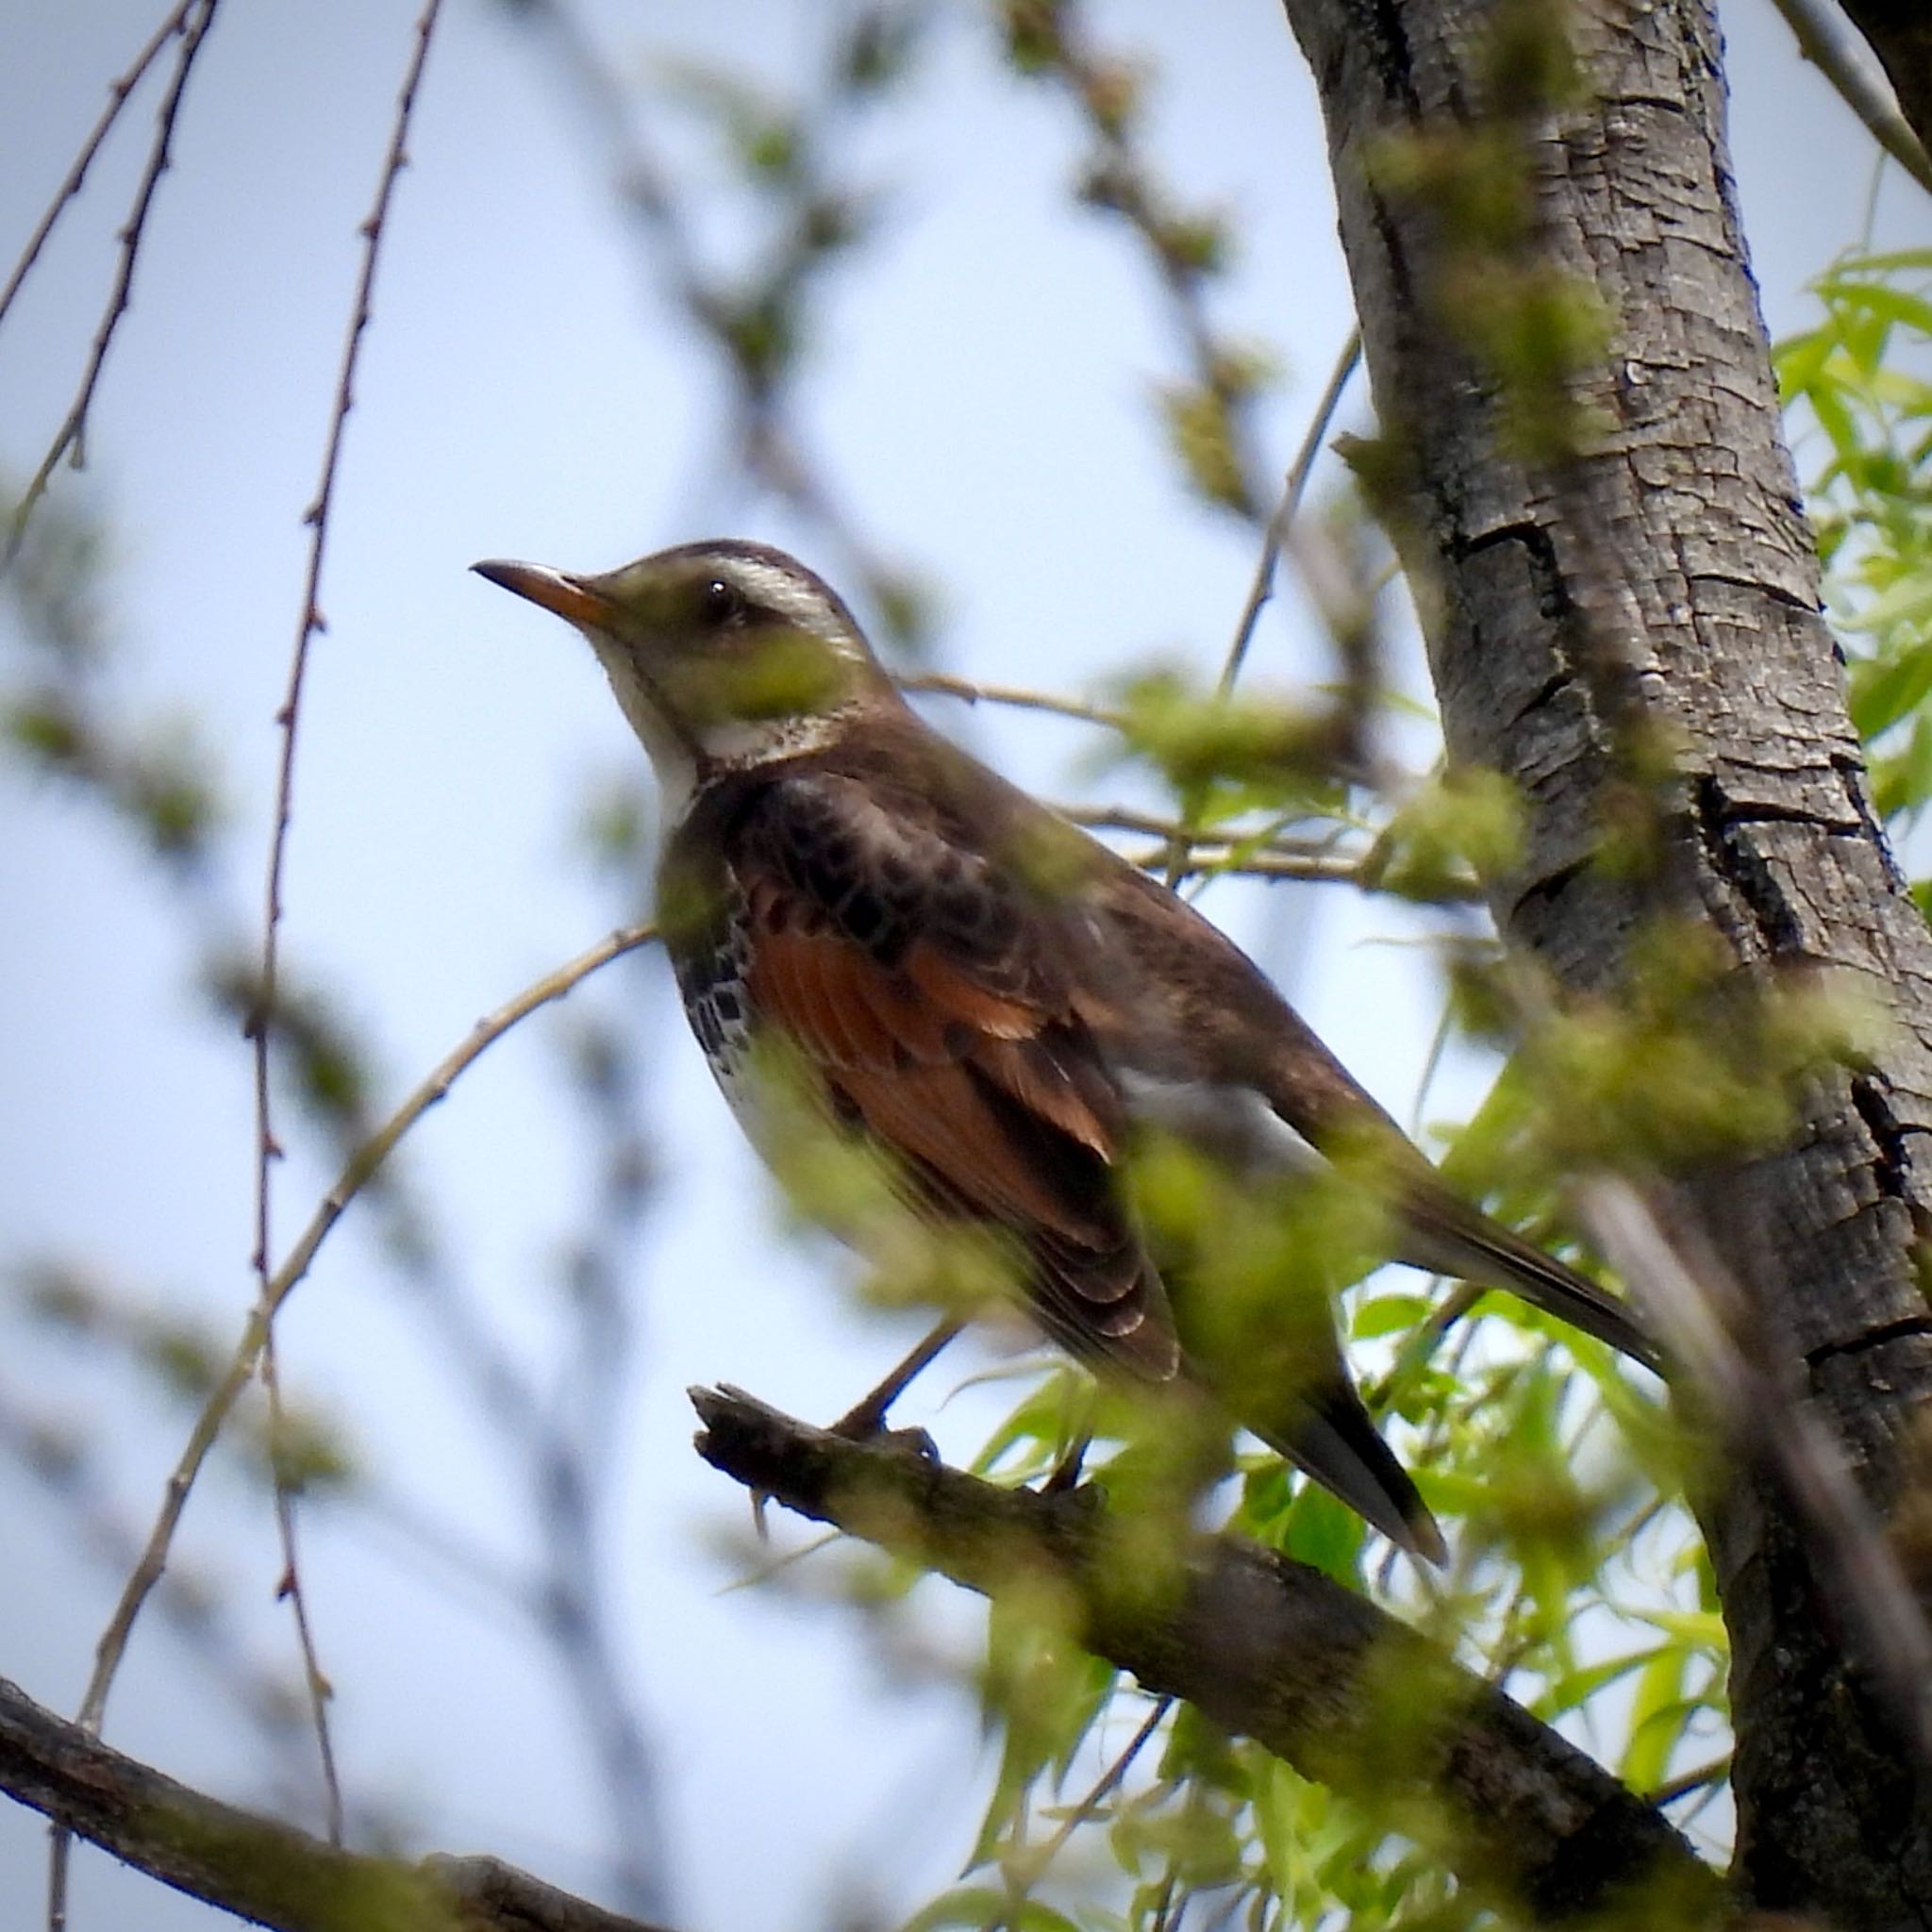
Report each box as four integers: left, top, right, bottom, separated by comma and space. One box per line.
472, 558, 617, 630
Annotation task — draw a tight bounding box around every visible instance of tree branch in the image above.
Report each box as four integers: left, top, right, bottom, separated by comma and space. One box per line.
0, 1672, 669, 1932
1830, 0, 1932, 169
689, 1385, 1722, 1927
4, 0, 219, 568
1768, 0, 1932, 196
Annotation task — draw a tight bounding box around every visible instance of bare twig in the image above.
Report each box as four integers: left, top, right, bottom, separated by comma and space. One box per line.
4, 0, 218, 570
1217, 328, 1362, 697
1768, 0, 1932, 197
1110, 836, 1479, 897
899, 670, 1124, 730
1647, 1754, 1730, 1809
239, 0, 448, 1859
1058, 802, 1480, 895
0, 1670, 673, 1932
1147, 841, 1476, 895
62, 916, 655, 1913
0, 0, 200, 329
1156, 326, 1365, 887
1006, 1695, 1172, 1897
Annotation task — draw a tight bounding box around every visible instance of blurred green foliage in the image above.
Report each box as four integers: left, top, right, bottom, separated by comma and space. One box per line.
1776, 250, 1932, 837
2, 491, 222, 869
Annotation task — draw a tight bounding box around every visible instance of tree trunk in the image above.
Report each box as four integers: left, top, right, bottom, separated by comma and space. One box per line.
1278, 0, 1932, 1921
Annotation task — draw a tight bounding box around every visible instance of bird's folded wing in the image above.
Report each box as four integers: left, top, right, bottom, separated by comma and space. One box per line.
729, 770, 1182, 1380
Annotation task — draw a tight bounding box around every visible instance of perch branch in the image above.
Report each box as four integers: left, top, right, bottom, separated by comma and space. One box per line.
690, 1385, 1723, 1927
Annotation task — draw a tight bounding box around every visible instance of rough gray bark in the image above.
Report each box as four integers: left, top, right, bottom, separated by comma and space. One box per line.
692, 1385, 1721, 1927
1277, 0, 1932, 1923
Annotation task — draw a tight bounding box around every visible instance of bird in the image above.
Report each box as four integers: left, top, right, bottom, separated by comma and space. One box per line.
475, 539, 1661, 1564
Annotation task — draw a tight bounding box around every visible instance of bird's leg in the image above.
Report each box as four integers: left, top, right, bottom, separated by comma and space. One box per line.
1041, 1429, 1092, 1494
745, 1320, 963, 1542
828, 1318, 963, 1441
1041, 1377, 1098, 1493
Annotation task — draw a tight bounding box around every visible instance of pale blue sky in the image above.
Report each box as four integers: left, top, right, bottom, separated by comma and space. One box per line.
0, 4, 1923, 1928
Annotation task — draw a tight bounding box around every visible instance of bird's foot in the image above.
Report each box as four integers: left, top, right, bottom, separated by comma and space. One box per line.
821, 1319, 962, 1453
826, 1397, 941, 1462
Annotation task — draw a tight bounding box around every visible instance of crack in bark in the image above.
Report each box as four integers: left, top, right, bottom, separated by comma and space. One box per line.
1692, 775, 1809, 952
1506, 850, 1593, 922
1697, 788, 1845, 834
1347, 0, 1422, 113
1683, 570, 1817, 612
1506, 667, 1575, 729
1852, 1074, 1913, 1200
1806, 1314, 1932, 1370
1835, 752, 1910, 891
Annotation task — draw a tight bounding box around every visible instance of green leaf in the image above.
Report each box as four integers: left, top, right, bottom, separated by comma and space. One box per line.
1540, 1645, 1669, 1718
1842, 571, 1932, 636
1849, 641, 1932, 740
1632, 1607, 1727, 1648
1828, 279, 1932, 340
1350, 1291, 1432, 1341
1832, 248, 1932, 275
902, 1887, 1080, 1932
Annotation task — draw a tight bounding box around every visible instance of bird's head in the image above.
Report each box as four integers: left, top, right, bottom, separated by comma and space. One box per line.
474, 540, 896, 793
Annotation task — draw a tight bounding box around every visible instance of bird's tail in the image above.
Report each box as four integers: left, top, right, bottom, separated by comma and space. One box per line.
1261, 1381, 1447, 1567
1399, 1185, 1664, 1374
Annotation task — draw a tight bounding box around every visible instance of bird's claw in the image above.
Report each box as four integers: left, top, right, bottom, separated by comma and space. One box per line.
835, 1413, 941, 1463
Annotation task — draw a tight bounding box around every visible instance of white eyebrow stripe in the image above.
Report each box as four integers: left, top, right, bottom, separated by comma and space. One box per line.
719, 557, 859, 646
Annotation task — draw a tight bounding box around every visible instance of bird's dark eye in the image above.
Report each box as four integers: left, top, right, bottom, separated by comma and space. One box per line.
700, 577, 747, 627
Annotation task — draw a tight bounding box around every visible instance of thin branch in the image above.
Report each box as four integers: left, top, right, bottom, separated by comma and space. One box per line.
240, 0, 447, 1858
64, 918, 657, 1901
1217, 327, 1362, 697
1647, 1755, 1730, 1809
532, 1383, 669, 1914
691, 1384, 1723, 1926
1769, 0, 1932, 197
1007, 1695, 1172, 1896
1057, 804, 1483, 897
1119, 840, 1479, 898
0, 0, 199, 329
4, 0, 218, 569
899, 670, 1124, 730
1153, 328, 1364, 889
0, 1671, 672, 1932
1145, 842, 1472, 894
